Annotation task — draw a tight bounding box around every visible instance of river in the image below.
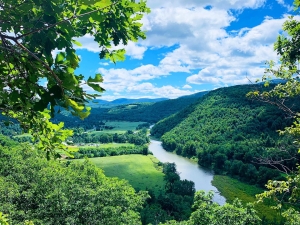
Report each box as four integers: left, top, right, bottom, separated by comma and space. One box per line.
149, 139, 226, 205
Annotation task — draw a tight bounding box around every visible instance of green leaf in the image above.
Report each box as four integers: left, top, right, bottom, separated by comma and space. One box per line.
87, 74, 105, 92
55, 52, 65, 64
71, 39, 82, 47
106, 49, 126, 63
87, 74, 103, 83
87, 82, 105, 92
94, 0, 112, 8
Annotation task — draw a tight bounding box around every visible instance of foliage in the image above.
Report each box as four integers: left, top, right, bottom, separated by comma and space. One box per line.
154, 84, 298, 186
247, 2, 300, 223
0, 212, 9, 225
71, 127, 149, 145
141, 162, 195, 225
0, 0, 149, 157
159, 191, 261, 225
0, 134, 18, 147
73, 144, 149, 158
212, 175, 282, 224
0, 145, 147, 224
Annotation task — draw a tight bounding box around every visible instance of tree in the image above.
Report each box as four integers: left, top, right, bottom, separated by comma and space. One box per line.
248, 1, 300, 223
159, 191, 261, 225
0, 144, 148, 224
0, 0, 149, 157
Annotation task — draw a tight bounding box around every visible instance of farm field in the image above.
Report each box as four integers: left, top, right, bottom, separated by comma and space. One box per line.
77, 154, 165, 194
212, 175, 282, 224
90, 121, 147, 134
78, 143, 135, 148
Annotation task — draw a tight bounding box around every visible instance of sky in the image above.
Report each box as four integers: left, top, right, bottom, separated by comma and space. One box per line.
74, 0, 297, 101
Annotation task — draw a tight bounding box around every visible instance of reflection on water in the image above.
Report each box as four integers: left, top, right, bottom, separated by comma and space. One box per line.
149, 139, 226, 205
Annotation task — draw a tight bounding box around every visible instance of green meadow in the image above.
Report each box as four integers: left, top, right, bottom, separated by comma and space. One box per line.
79, 154, 165, 194
212, 175, 283, 224
90, 121, 147, 134
79, 143, 135, 148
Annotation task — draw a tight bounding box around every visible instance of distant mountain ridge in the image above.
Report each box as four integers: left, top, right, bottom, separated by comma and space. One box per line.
54, 91, 208, 127
87, 98, 168, 108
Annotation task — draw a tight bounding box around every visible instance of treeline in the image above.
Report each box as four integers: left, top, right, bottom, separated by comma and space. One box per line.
52, 91, 208, 129
141, 162, 195, 224
70, 128, 149, 145
0, 139, 146, 225
152, 84, 300, 187
72, 145, 149, 158
0, 122, 22, 136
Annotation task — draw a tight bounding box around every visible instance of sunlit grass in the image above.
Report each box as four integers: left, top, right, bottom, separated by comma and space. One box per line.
212, 175, 283, 224
79, 143, 134, 148
77, 154, 165, 194
90, 121, 146, 134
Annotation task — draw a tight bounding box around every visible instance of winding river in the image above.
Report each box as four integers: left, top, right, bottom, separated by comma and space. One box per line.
149, 139, 226, 205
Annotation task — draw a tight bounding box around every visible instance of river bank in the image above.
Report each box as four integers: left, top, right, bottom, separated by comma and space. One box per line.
149, 139, 226, 205
212, 175, 282, 223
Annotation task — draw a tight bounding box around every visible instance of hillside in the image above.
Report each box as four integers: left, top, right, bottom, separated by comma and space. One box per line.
152, 84, 300, 186
86, 98, 168, 108
53, 91, 208, 129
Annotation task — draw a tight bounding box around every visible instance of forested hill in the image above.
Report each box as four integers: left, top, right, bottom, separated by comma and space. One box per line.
53, 91, 208, 128
151, 84, 300, 186
86, 97, 168, 108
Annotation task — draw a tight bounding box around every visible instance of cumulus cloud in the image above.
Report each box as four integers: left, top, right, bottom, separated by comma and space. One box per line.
183, 84, 192, 89
92, 0, 294, 100
98, 61, 190, 93
184, 15, 294, 86
141, 7, 234, 49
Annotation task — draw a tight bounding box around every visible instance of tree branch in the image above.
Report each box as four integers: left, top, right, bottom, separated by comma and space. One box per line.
12, 38, 63, 91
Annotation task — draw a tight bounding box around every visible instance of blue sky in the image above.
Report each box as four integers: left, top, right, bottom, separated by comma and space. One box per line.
74, 0, 297, 100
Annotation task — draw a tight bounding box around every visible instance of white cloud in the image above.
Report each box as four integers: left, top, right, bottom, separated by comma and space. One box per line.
183, 84, 192, 89
141, 7, 235, 49
100, 82, 195, 99
152, 85, 195, 99
81, 0, 296, 100
174, 16, 293, 86
276, 0, 293, 11
97, 61, 190, 93
127, 83, 195, 99
123, 42, 147, 60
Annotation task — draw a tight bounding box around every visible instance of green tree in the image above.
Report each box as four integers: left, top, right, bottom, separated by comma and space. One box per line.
0, 0, 149, 157
159, 191, 261, 225
0, 145, 147, 224
248, 1, 300, 223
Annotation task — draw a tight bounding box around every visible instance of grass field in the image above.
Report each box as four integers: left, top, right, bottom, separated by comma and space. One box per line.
212, 175, 283, 224
78, 154, 165, 194
79, 143, 135, 148
90, 121, 146, 134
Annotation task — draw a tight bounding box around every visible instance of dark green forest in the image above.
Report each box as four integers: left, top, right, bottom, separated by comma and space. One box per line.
51, 91, 208, 129
152, 84, 300, 186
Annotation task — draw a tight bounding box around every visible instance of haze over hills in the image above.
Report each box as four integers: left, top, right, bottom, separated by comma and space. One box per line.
87, 98, 168, 108
54, 91, 209, 128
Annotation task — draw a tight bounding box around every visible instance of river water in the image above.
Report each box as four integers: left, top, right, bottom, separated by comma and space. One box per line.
149, 139, 226, 205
